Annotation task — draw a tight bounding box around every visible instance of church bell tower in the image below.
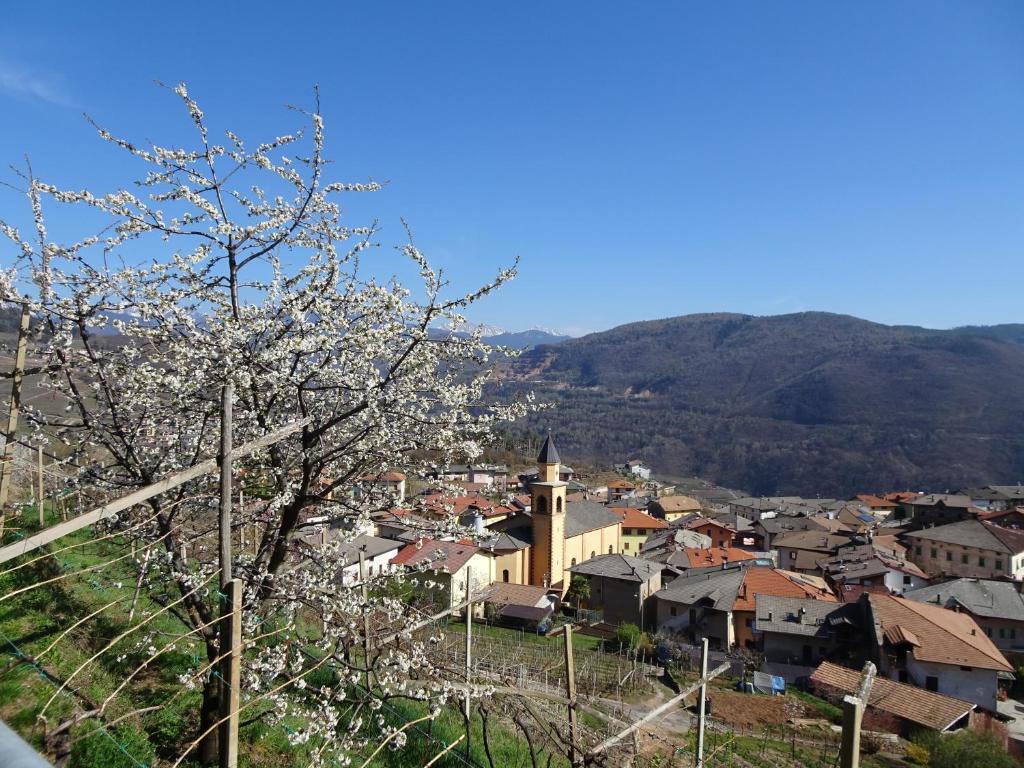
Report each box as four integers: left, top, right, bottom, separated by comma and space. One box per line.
531, 434, 568, 589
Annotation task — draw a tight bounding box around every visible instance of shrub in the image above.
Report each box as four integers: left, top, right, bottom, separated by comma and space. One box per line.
904, 743, 930, 765
913, 730, 1015, 768
615, 622, 641, 651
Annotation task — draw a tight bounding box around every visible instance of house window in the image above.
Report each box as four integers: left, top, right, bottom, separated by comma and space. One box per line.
962, 554, 969, 564
946, 551, 952, 562
915, 546, 922, 556
903, 575, 912, 585
670, 606, 678, 616
502, 569, 509, 583
1012, 628, 1017, 639
996, 560, 1004, 571
979, 556, 986, 567
1000, 628, 1006, 639
985, 627, 992, 637
789, 551, 796, 560
930, 548, 937, 559
925, 676, 939, 692
624, 542, 630, 550
959, 666, 972, 672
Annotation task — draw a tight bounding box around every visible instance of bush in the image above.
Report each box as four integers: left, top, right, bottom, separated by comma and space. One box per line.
615, 622, 641, 651
904, 743, 930, 765
913, 730, 1016, 768
71, 723, 156, 768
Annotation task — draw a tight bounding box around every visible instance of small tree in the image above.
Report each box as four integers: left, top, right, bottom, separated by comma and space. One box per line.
615, 622, 641, 651
565, 574, 591, 613
1, 85, 527, 765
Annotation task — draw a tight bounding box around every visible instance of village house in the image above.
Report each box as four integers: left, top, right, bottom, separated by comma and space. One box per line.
647, 495, 703, 523
980, 507, 1024, 529
486, 436, 622, 594
355, 471, 408, 504
617, 507, 669, 553
816, 545, 929, 595
670, 514, 736, 549
482, 581, 559, 633
754, 595, 863, 668
905, 579, 1024, 658
705, 511, 757, 548
391, 538, 493, 615
902, 519, 1024, 581
853, 494, 900, 516
961, 485, 1024, 512
428, 463, 509, 490
754, 514, 835, 550
614, 459, 651, 480
606, 478, 637, 502
569, 553, 661, 628
654, 563, 837, 650
865, 592, 1014, 710
771, 530, 852, 573
894, 493, 980, 527
811, 661, 975, 735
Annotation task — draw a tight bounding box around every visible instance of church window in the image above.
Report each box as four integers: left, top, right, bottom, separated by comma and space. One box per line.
608, 545, 613, 554
556, 497, 563, 513
590, 551, 596, 559
571, 558, 576, 566
536, 496, 547, 514
502, 569, 509, 583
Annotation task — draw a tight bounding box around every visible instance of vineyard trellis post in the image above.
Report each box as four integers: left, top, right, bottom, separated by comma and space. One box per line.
464, 576, 472, 719
36, 444, 44, 526
839, 661, 876, 768
217, 384, 241, 768
695, 638, 709, 768
563, 625, 580, 766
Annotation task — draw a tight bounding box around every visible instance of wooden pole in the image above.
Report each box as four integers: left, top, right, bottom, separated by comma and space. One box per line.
695, 638, 709, 768
217, 385, 240, 768
0, 416, 310, 564
839, 662, 876, 768
359, 551, 371, 692
563, 625, 580, 766
218, 578, 242, 768
0, 303, 30, 522
464, 576, 472, 720
37, 445, 44, 526
219, 384, 233, 586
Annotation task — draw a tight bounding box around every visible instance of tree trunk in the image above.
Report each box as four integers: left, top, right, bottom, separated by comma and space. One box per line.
197, 675, 220, 765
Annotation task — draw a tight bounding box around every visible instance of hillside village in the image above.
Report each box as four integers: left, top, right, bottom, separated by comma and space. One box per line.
336, 435, 1024, 755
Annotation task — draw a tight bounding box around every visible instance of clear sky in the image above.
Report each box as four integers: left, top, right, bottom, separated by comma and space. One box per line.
1, 2, 1023, 336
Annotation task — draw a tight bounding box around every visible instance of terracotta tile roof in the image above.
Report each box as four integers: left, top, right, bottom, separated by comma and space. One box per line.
868, 593, 1013, 672
734, 567, 838, 611
391, 538, 480, 574
682, 547, 755, 569
619, 508, 669, 530
855, 494, 899, 509
653, 495, 703, 514
811, 661, 974, 732
420, 493, 515, 518
359, 471, 406, 482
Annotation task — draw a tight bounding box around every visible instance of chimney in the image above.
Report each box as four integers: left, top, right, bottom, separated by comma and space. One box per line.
798, 606, 807, 623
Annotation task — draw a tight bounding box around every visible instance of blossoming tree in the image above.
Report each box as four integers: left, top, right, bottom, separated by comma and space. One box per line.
0, 84, 527, 765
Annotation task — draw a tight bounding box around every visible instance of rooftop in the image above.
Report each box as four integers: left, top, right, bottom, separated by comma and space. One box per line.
619, 507, 669, 530
904, 578, 1024, 622
569, 553, 660, 582
811, 661, 974, 732
903, 519, 1024, 554
868, 593, 1013, 672
391, 538, 480, 574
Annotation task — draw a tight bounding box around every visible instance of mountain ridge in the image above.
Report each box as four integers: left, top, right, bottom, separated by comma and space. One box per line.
501, 311, 1024, 496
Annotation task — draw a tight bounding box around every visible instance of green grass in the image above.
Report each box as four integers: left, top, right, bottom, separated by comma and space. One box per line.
0, 515, 575, 768
788, 689, 843, 724
446, 618, 605, 651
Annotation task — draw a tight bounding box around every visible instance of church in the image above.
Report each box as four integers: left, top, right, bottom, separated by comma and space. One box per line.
488, 436, 622, 594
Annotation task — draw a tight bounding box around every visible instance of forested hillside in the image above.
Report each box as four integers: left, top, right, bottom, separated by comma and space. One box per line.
500, 312, 1024, 496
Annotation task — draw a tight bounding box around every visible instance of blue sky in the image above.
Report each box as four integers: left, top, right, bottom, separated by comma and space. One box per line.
1, 2, 1023, 336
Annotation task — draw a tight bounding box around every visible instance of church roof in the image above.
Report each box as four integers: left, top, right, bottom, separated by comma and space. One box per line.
537, 434, 560, 464
565, 500, 623, 537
